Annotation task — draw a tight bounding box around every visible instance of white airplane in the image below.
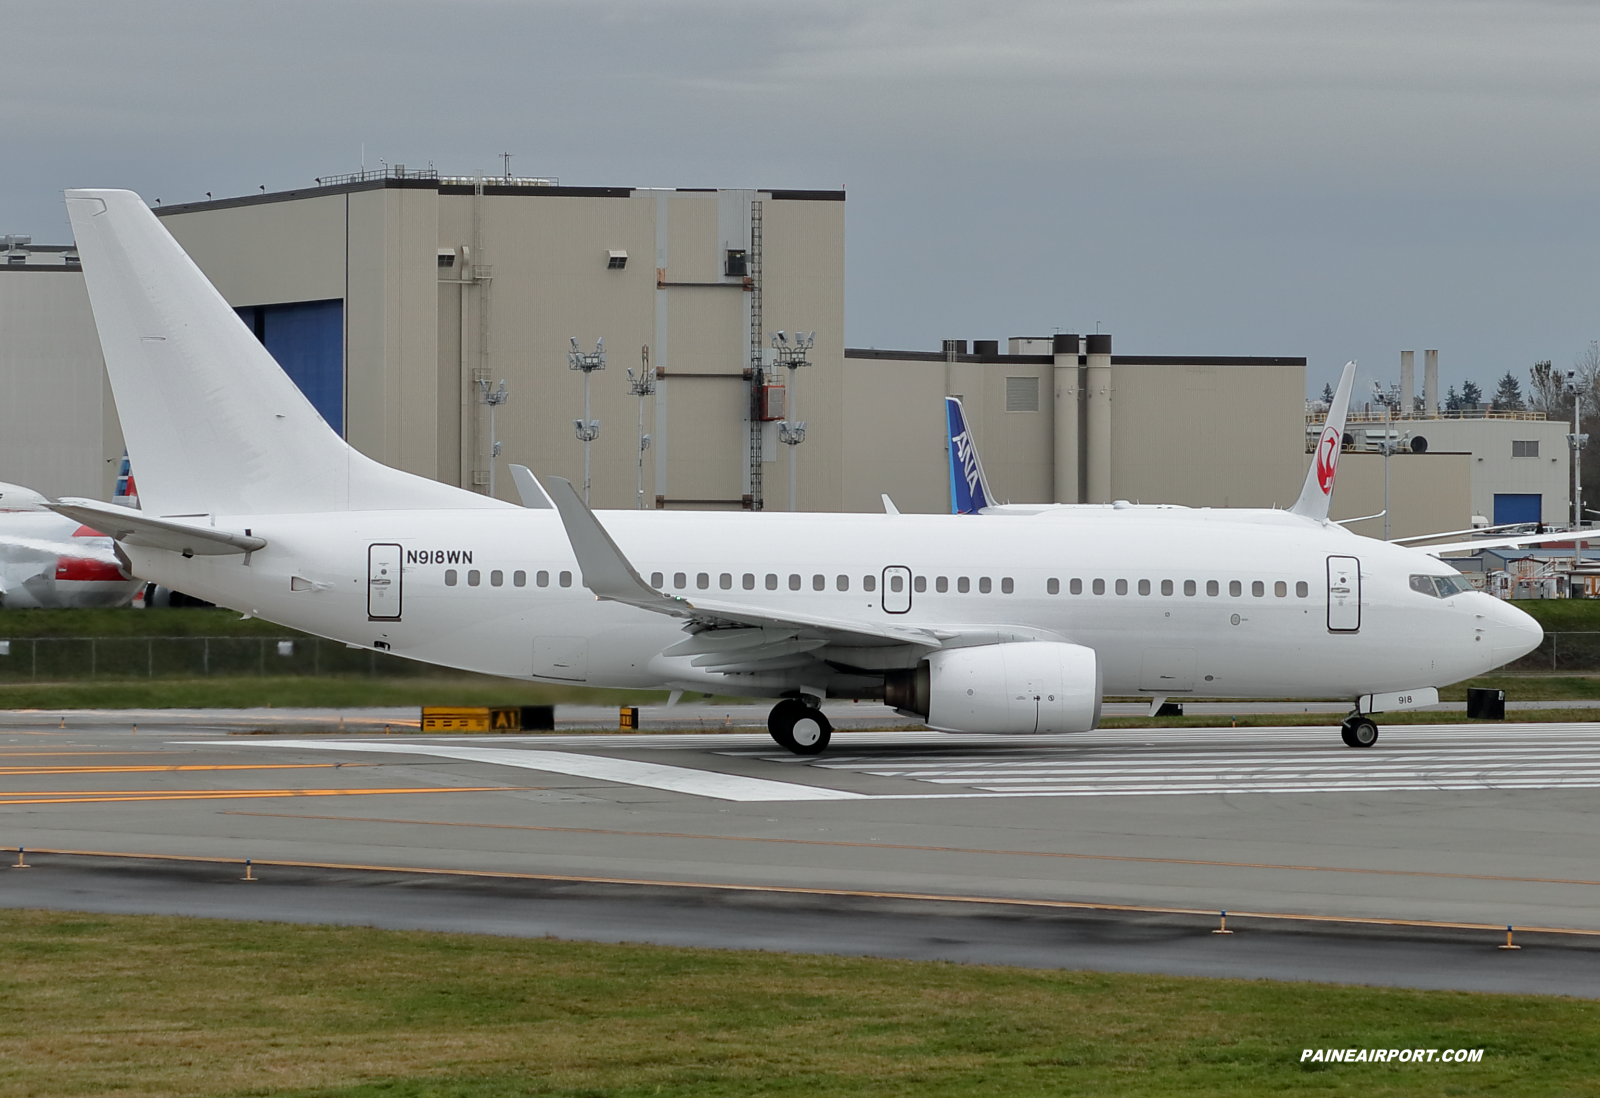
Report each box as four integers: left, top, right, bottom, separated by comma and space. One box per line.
0, 480, 141, 609
53, 188, 1543, 754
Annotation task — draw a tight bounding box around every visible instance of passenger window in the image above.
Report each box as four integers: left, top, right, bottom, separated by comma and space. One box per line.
863, 575, 876, 592
513, 570, 526, 587
1252, 580, 1264, 597
1047, 578, 1059, 595
1001, 577, 1014, 594
1161, 579, 1173, 596
539, 570, 551, 587
1138, 579, 1151, 595
766, 574, 778, 590
468, 569, 481, 586
491, 570, 503, 587
837, 575, 850, 591
1115, 579, 1128, 595
914, 576, 927, 593
1092, 578, 1105, 595
1070, 578, 1083, 595
788, 574, 802, 591
1207, 580, 1219, 596
696, 573, 710, 589
1275, 581, 1287, 597
1296, 581, 1309, 598
890, 574, 904, 592
720, 573, 732, 589
559, 571, 573, 588
1229, 580, 1242, 597
958, 577, 971, 593
744, 573, 756, 590
814, 574, 827, 591
937, 576, 950, 593
648, 571, 661, 588
1183, 580, 1195, 596
445, 569, 458, 586
979, 577, 993, 594
674, 572, 687, 589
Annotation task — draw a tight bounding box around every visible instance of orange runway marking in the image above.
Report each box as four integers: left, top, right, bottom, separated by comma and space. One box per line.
224, 810, 1600, 891
0, 763, 381, 776
0, 787, 525, 805
16, 845, 1600, 940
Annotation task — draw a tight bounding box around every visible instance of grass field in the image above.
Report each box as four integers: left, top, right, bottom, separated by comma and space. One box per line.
0, 908, 1595, 1097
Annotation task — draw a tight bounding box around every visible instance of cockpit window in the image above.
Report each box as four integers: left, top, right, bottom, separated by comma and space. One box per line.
1411, 573, 1472, 598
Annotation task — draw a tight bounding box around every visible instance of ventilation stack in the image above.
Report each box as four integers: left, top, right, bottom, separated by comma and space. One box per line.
1400, 350, 1414, 413
1424, 349, 1439, 414
1085, 334, 1112, 504
1052, 334, 1081, 503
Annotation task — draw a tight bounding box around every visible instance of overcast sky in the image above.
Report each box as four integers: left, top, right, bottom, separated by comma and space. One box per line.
5, 0, 1598, 396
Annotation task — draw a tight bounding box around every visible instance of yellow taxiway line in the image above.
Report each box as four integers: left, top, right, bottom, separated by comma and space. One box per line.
0, 763, 380, 776
0, 787, 524, 806
12, 845, 1600, 940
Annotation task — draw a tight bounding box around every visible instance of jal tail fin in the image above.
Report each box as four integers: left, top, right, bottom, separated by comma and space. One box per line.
945, 396, 995, 514
1290, 360, 1357, 522
64, 189, 498, 517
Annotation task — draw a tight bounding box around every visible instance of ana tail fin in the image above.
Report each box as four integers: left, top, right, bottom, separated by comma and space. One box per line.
945, 396, 995, 514
1290, 360, 1357, 522
64, 189, 497, 517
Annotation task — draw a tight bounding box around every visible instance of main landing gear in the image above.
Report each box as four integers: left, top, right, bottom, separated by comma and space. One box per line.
769, 698, 832, 756
1340, 713, 1379, 748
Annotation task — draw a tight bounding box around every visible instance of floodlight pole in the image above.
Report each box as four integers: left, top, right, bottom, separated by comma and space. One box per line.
569, 337, 605, 504
1383, 398, 1391, 542
773, 331, 814, 512
627, 345, 656, 510
476, 377, 509, 499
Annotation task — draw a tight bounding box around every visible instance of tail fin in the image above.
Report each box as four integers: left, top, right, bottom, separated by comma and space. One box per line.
1290, 360, 1357, 522
64, 189, 497, 517
945, 397, 995, 514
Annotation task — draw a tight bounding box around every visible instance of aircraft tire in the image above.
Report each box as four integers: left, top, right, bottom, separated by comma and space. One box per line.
788, 708, 832, 756
768, 698, 805, 750
1343, 717, 1379, 748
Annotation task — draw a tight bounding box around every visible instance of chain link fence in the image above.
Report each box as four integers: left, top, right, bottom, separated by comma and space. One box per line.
1494, 632, 1600, 674
0, 637, 451, 682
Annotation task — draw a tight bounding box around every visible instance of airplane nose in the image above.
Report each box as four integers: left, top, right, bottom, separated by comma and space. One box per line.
1490, 600, 1544, 665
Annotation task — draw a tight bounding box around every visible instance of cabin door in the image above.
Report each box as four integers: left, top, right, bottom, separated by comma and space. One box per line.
881, 566, 913, 614
1327, 555, 1361, 633
368, 543, 403, 621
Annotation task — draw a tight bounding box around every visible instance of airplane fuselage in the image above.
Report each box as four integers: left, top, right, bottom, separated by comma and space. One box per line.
121, 503, 1541, 703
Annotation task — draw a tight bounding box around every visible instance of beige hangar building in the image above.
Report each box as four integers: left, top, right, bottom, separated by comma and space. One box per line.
3, 171, 1531, 537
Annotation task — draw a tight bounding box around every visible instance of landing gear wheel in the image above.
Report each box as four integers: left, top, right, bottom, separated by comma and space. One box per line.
767, 698, 832, 756
1340, 716, 1379, 748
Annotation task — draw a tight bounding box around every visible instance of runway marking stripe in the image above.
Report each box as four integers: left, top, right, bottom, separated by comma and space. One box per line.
14, 845, 1600, 940
220, 810, 1600, 890
218, 740, 867, 802
0, 763, 379, 776
0, 787, 520, 805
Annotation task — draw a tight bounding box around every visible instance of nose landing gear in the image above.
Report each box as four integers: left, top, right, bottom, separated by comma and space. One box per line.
768, 697, 832, 755
1340, 713, 1379, 748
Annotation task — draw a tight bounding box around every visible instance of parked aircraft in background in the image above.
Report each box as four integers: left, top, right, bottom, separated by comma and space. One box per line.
0, 479, 140, 608
55, 188, 1544, 754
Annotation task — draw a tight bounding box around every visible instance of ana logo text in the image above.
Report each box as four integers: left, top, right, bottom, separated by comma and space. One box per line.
952, 430, 982, 499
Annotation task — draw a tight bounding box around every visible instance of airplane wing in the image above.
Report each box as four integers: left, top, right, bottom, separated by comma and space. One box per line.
0, 533, 122, 565
47, 498, 265, 556
1289, 361, 1357, 521
1416, 531, 1591, 558
541, 475, 942, 650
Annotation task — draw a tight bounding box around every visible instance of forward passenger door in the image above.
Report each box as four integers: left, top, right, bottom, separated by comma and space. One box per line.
1327, 556, 1360, 633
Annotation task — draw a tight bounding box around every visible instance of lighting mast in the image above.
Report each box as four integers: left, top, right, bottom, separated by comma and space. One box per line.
476, 377, 509, 499
627, 345, 656, 510
569, 337, 605, 504
773, 331, 814, 512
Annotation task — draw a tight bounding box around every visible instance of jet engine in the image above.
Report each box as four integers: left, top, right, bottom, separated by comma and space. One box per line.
884, 641, 1101, 734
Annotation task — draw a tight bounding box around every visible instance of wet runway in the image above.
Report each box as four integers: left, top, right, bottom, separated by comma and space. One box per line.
4, 711, 1600, 995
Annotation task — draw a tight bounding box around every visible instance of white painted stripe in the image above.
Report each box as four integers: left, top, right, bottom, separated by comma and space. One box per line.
210, 740, 865, 802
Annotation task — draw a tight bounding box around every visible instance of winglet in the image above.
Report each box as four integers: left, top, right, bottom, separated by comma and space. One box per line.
541, 475, 683, 612
509, 464, 554, 509
945, 397, 995, 514
1290, 361, 1357, 522
881, 493, 900, 516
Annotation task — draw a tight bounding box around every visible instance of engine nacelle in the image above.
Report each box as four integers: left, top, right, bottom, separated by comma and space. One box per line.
914, 641, 1101, 734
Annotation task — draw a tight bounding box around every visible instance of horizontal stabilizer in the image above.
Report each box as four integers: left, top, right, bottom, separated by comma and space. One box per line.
48, 497, 264, 556
1290, 361, 1357, 522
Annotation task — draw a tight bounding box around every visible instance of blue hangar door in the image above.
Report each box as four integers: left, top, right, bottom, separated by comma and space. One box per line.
235, 300, 344, 435
1493, 494, 1542, 526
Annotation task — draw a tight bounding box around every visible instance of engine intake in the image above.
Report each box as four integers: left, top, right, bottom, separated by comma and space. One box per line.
887, 641, 1101, 734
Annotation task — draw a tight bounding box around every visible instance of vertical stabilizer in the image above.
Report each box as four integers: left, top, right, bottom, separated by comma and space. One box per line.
64, 189, 499, 517
945, 397, 995, 514
1290, 361, 1357, 521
